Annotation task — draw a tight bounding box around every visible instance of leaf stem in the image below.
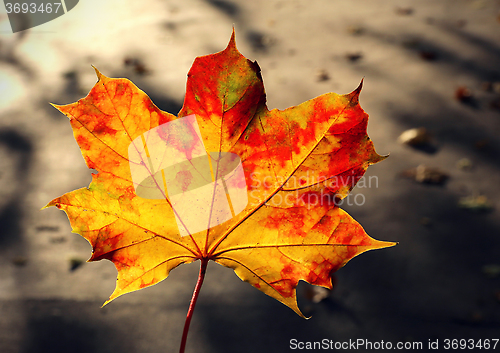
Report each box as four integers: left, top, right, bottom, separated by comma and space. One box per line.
179, 258, 208, 353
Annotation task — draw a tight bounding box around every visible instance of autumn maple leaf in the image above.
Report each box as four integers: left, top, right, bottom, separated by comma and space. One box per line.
45, 30, 395, 351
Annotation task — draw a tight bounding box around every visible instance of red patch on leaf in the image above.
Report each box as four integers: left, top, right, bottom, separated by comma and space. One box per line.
84, 155, 97, 170
176, 170, 194, 192
76, 135, 91, 151
306, 260, 335, 287
271, 278, 295, 297
139, 278, 157, 289
93, 120, 118, 136
108, 251, 140, 271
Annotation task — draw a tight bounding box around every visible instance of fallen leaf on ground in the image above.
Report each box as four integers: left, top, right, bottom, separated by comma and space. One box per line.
69, 257, 85, 271
316, 69, 330, 82
481, 82, 493, 92
482, 264, 500, 278
35, 225, 60, 232
12, 256, 27, 267
400, 164, 448, 185
475, 139, 489, 150
346, 52, 363, 62
493, 82, 500, 94
420, 217, 432, 226
456, 158, 473, 171
455, 86, 473, 103
45, 31, 394, 316
490, 98, 500, 111
303, 285, 330, 303
459, 194, 494, 213
395, 7, 413, 15
124, 57, 148, 75
398, 127, 431, 146
346, 25, 364, 35
419, 50, 437, 61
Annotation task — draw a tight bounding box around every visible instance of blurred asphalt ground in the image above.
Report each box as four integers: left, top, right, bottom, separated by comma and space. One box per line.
1, 0, 500, 352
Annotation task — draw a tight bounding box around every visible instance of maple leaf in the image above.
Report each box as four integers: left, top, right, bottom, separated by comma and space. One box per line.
45, 31, 395, 322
